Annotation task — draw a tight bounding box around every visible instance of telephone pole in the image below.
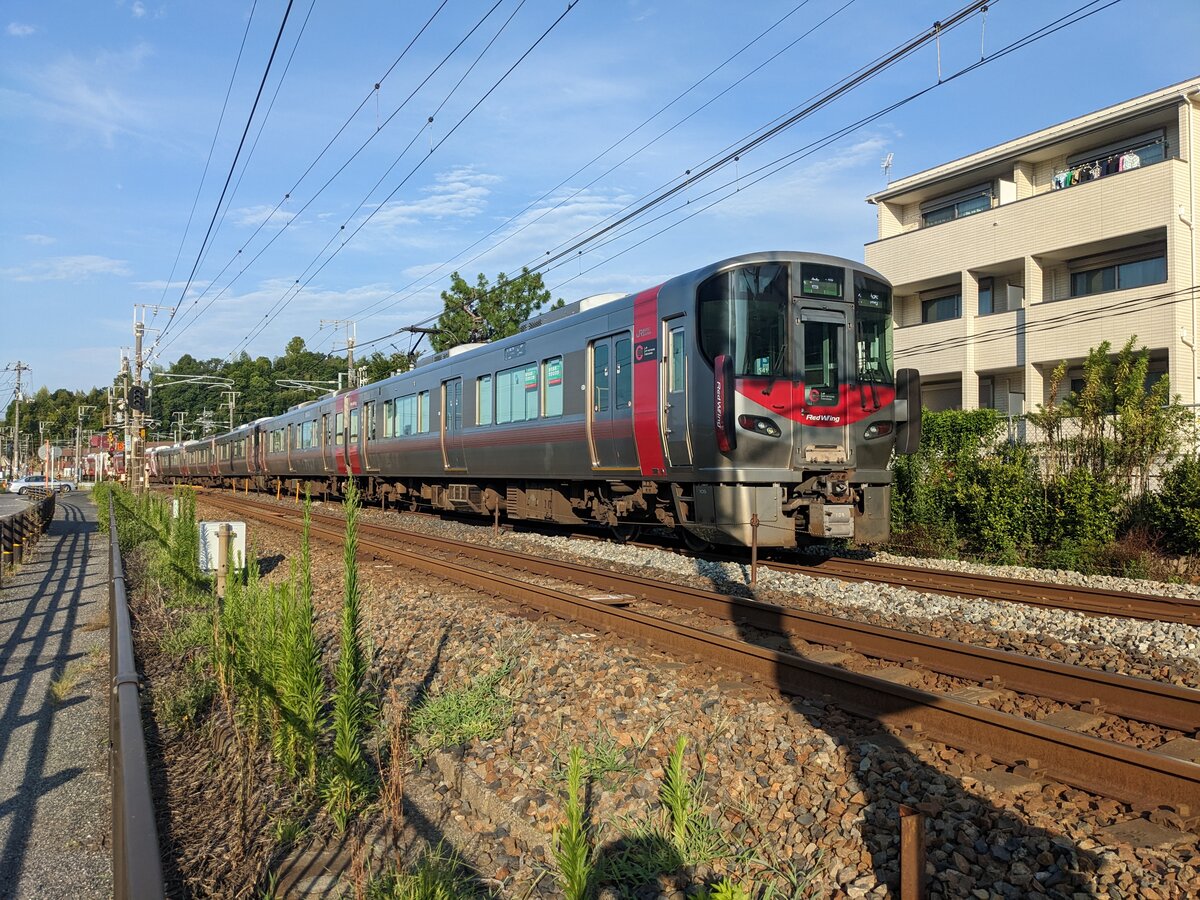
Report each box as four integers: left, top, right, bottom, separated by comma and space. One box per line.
4, 361, 31, 476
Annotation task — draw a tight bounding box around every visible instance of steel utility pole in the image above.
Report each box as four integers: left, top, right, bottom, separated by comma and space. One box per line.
4, 361, 31, 476
129, 304, 172, 493
220, 390, 240, 431
322, 319, 357, 388
76, 405, 95, 484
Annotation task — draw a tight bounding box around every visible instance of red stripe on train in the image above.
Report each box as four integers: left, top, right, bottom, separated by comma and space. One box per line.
632, 285, 667, 476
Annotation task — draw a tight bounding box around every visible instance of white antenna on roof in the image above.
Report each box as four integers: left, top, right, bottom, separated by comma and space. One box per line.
881, 152, 894, 184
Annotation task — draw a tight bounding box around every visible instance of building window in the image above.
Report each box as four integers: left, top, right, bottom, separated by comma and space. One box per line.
921, 184, 992, 227
1069, 246, 1166, 298
921, 292, 961, 323
979, 376, 994, 409
978, 277, 993, 316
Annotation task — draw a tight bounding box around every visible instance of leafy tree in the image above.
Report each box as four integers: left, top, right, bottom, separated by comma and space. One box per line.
431, 268, 561, 352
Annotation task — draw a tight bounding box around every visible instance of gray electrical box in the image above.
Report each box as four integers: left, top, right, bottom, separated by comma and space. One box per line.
198, 521, 247, 573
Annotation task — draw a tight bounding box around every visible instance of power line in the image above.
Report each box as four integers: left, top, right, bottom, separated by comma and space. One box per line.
347, 0, 1124, 356
152, 0, 261, 322
156, 0, 497, 360
221, 0, 583, 360
157, 0, 298, 352
345, 0, 858, 327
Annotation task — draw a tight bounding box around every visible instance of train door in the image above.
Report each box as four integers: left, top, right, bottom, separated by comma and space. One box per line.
321, 412, 333, 471
441, 378, 465, 471
662, 319, 691, 467
346, 402, 361, 474
589, 333, 636, 469
797, 309, 850, 465
360, 400, 379, 472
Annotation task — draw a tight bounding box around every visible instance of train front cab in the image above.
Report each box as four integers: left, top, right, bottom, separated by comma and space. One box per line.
676, 253, 919, 548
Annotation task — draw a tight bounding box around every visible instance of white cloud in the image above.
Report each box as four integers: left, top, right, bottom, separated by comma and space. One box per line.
1, 255, 131, 281
3, 45, 153, 146
7, 23, 35, 37
369, 167, 502, 230
22, 234, 56, 246
131, 2, 146, 18
228, 204, 297, 229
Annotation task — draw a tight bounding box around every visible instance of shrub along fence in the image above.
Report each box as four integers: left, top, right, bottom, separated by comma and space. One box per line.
891, 339, 1198, 573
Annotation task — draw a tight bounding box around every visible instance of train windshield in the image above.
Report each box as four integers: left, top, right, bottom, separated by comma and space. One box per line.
854, 274, 894, 385
698, 263, 790, 377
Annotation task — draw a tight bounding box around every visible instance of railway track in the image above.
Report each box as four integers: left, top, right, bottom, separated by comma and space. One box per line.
198, 490, 1200, 827
768, 554, 1200, 627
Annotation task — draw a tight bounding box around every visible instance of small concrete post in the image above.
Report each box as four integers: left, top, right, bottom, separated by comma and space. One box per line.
899, 804, 926, 899
750, 514, 760, 586
216, 523, 232, 599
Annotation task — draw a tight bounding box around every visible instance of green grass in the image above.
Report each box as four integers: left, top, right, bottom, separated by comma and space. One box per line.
408, 659, 516, 764
551, 725, 635, 789
364, 844, 480, 900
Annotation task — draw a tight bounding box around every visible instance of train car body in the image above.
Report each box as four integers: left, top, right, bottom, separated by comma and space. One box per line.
152, 252, 920, 548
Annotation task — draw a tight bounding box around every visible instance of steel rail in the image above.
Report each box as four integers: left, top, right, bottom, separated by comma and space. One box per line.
108, 504, 166, 899
772, 555, 1200, 626
371, 525, 1200, 734
212, 494, 1200, 734
205, 493, 1200, 815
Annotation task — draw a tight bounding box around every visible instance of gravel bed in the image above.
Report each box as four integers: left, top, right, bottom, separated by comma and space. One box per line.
213, 498, 1200, 898
339, 505, 1200, 691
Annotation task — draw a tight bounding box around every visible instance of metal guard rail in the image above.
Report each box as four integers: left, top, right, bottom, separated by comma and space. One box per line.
0, 490, 56, 586
109, 503, 166, 898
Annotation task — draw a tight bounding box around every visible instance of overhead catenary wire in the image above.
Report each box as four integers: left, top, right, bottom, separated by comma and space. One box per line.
157, 0, 504, 361
347, 0, 1122, 357
344, 0, 857, 327
150, 0, 262, 346
222, 0, 583, 360
155, 0, 298, 358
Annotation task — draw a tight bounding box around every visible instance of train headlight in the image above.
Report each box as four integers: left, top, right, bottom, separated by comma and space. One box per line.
737, 415, 782, 438
863, 421, 894, 439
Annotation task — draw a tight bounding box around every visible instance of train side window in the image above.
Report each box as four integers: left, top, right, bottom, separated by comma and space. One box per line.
615, 337, 632, 408
419, 391, 430, 433
669, 327, 686, 393
543, 357, 563, 417
444, 379, 463, 433
476, 375, 493, 425
365, 402, 376, 440
496, 365, 538, 423
397, 395, 417, 435
335, 412, 345, 445
384, 399, 395, 438
350, 408, 360, 442
593, 343, 610, 412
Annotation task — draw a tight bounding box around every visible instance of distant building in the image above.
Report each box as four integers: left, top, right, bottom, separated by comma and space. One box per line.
865, 76, 1199, 429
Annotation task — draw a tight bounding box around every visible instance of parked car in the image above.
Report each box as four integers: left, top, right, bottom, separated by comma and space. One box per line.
7, 474, 77, 495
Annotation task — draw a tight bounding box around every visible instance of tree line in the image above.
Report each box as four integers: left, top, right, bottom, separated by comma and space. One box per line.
2, 268, 557, 449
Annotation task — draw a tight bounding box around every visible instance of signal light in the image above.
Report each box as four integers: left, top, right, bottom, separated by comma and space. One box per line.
863, 421, 894, 439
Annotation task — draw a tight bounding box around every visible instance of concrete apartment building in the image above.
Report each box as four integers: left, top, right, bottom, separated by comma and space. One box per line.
864, 76, 1200, 425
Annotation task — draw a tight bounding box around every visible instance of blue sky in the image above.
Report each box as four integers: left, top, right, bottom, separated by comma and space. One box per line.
2, 0, 1199, 398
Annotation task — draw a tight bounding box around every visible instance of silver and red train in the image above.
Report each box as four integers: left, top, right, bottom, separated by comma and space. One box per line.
149, 251, 920, 548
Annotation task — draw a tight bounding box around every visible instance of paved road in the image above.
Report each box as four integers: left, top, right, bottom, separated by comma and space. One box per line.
0, 492, 111, 898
